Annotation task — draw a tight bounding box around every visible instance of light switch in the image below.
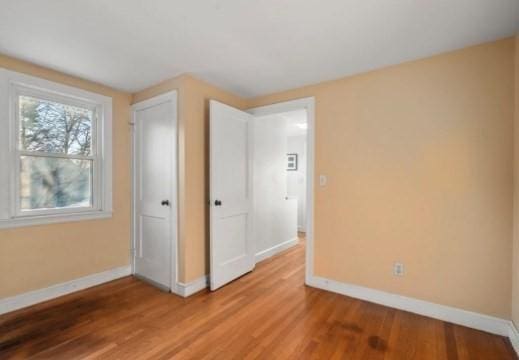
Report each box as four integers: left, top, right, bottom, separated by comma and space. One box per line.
319, 175, 327, 186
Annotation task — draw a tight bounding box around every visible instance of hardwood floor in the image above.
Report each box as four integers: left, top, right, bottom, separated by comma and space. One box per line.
0, 239, 516, 359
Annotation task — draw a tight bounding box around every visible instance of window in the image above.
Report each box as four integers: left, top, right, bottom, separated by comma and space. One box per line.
0, 69, 112, 228
18, 93, 96, 213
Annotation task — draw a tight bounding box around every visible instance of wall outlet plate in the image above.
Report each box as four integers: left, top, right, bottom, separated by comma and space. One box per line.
393, 262, 404, 276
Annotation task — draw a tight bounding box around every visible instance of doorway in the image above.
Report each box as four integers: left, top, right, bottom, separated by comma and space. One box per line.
131, 91, 178, 291
209, 97, 315, 290
251, 109, 307, 261
249, 98, 314, 284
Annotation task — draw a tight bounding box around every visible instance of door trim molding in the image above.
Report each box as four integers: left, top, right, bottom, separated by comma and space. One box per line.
0, 266, 131, 315
248, 97, 316, 284
131, 91, 179, 292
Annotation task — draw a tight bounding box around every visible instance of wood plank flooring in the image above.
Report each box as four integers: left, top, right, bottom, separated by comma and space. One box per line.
0, 239, 516, 359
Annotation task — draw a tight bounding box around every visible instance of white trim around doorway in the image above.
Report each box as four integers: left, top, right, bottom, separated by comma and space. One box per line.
247, 97, 315, 284
130, 91, 180, 295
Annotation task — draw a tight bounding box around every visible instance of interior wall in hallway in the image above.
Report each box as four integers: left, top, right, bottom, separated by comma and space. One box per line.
287, 135, 307, 232
253, 114, 298, 256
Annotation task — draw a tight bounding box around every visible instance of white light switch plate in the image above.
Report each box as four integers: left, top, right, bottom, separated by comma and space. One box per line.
319, 175, 327, 186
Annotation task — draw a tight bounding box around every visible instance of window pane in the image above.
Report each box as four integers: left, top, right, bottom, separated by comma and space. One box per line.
20, 156, 93, 210
19, 95, 93, 155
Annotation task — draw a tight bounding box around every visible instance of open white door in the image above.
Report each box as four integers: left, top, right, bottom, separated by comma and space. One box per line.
210, 100, 254, 290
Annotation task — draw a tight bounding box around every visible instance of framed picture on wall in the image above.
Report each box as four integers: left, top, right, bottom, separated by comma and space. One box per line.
287, 153, 298, 171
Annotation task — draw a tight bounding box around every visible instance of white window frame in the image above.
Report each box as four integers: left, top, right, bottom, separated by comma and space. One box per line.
0, 68, 112, 229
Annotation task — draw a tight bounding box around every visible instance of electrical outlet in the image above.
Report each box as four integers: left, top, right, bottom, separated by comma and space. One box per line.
393, 262, 404, 276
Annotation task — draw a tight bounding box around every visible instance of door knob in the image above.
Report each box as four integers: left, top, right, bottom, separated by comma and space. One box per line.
214, 200, 222, 206
161, 200, 170, 206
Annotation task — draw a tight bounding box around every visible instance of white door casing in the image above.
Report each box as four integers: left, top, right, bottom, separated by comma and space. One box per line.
209, 100, 255, 290
247, 97, 315, 284
132, 92, 178, 290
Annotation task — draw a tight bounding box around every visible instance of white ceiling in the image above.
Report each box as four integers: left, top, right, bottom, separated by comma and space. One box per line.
0, 1, 517, 97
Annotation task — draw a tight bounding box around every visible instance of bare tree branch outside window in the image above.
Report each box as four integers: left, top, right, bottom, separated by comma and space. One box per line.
18, 95, 94, 210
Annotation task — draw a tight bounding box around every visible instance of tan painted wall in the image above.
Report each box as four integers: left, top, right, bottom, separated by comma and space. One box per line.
250, 38, 515, 318
3, 37, 513, 321
513, 34, 519, 327
134, 39, 515, 317
132, 75, 247, 282
0, 55, 132, 298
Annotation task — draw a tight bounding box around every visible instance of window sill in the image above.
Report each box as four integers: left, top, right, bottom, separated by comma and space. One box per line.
0, 210, 113, 230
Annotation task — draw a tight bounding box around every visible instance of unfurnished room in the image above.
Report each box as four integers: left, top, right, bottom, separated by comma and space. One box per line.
0, 1, 519, 359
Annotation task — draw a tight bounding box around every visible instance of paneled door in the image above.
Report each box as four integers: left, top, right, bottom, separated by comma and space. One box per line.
133, 92, 177, 290
209, 100, 254, 290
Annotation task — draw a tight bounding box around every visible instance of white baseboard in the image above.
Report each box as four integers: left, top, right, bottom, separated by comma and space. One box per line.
509, 322, 519, 355
175, 275, 209, 297
175, 236, 299, 297
307, 276, 511, 337
255, 237, 299, 263
0, 265, 131, 315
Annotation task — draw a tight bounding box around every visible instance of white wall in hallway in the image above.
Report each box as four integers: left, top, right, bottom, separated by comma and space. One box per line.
253, 114, 297, 259
287, 135, 307, 232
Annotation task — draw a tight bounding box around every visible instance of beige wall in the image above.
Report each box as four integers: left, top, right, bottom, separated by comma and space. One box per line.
132, 75, 247, 282
0, 55, 132, 298
513, 34, 519, 327
2, 37, 515, 321
249, 38, 515, 318
135, 39, 515, 317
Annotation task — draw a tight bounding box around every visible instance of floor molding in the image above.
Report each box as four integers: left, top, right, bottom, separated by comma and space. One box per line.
175, 237, 299, 297
0, 265, 131, 315
255, 237, 299, 263
307, 276, 512, 338
175, 275, 209, 297
509, 322, 519, 355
